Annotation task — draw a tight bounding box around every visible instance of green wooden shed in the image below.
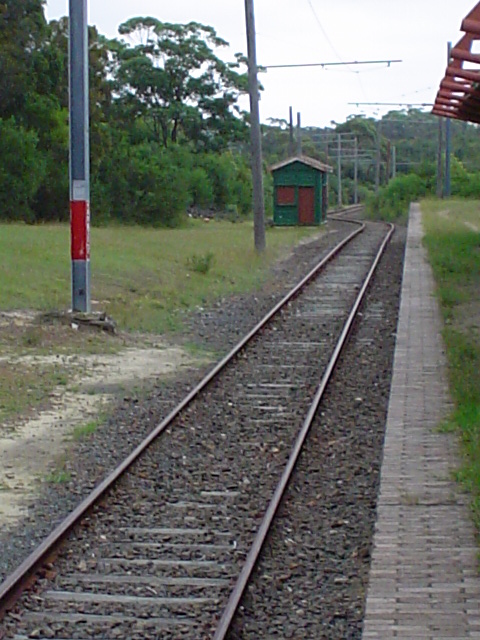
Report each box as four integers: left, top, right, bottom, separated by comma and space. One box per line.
270, 156, 333, 226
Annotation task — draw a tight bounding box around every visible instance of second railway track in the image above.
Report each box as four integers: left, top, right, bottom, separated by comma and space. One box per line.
1, 217, 400, 639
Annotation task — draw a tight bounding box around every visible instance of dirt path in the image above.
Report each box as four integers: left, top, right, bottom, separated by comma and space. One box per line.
0, 342, 203, 528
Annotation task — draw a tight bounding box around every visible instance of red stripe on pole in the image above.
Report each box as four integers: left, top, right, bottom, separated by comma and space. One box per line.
70, 200, 90, 260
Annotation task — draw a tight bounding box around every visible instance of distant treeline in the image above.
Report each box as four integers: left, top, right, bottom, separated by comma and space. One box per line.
264, 110, 480, 214
2, 1, 480, 226
0, 2, 255, 225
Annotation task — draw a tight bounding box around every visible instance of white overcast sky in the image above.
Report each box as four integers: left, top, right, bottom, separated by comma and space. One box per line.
45, 0, 477, 127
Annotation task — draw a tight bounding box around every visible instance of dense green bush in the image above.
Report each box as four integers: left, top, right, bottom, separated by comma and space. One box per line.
368, 173, 429, 222
232, 159, 253, 215
32, 105, 69, 222
198, 154, 237, 210
450, 157, 480, 199
97, 144, 191, 227
0, 117, 46, 222
188, 167, 214, 208
356, 184, 374, 204
90, 144, 254, 225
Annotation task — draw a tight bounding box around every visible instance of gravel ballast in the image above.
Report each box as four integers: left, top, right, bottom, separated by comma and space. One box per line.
227, 227, 406, 639
1, 219, 406, 640
0, 220, 356, 585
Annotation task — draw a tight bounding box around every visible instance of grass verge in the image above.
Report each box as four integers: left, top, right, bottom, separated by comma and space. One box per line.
421, 198, 480, 531
71, 418, 102, 441
0, 219, 322, 427
0, 220, 322, 334
0, 360, 69, 424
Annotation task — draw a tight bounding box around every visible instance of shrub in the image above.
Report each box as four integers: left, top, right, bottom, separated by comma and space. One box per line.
367, 173, 428, 222
188, 167, 214, 208
0, 117, 45, 222
233, 160, 253, 216
93, 142, 190, 227
198, 153, 237, 209
185, 251, 215, 274
450, 158, 480, 199
127, 146, 190, 226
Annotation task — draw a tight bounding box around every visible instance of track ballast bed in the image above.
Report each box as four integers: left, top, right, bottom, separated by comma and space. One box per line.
1, 215, 402, 639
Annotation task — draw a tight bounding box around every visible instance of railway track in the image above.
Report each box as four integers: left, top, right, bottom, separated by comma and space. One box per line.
1, 216, 395, 639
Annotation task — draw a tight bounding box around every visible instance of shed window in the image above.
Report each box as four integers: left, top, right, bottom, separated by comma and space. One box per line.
277, 186, 296, 205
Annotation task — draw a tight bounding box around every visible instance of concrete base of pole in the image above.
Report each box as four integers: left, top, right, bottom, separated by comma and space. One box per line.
72, 260, 91, 312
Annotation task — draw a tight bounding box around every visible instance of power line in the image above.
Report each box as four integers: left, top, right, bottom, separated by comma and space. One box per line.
349, 101, 433, 107
266, 59, 402, 70
305, 0, 345, 64
304, 0, 382, 102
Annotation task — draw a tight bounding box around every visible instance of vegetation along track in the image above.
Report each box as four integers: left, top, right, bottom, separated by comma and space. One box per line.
0, 217, 399, 639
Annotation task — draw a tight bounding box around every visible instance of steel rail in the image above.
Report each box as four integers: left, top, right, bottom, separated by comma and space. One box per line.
0, 218, 365, 619
328, 204, 365, 219
213, 221, 395, 640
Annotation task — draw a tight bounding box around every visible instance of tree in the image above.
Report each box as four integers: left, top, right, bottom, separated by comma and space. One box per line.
114, 19, 249, 150
0, 117, 46, 221
336, 115, 377, 148
0, 0, 46, 119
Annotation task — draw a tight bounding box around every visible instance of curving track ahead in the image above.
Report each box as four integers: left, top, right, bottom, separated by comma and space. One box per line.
1, 214, 394, 639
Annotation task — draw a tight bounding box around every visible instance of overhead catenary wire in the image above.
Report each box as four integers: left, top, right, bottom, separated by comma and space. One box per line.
348, 101, 433, 107
303, 0, 380, 101
266, 59, 402, 70
305, 0, 345, 64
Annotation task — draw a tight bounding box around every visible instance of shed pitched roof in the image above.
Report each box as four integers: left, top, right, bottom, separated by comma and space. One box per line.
269, 155, 333, 174
433, 1, 480, 124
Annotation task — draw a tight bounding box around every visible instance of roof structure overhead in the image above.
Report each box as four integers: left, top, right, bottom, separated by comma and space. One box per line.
269, 155, 333, 174
433, 1, 480, 123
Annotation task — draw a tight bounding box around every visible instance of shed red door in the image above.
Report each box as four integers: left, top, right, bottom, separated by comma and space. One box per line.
298, 187, 315, 224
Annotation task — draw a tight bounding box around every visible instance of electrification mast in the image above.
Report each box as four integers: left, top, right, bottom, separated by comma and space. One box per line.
69, 0, 91, 312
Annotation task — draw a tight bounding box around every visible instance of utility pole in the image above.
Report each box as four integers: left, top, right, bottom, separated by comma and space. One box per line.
288, 106, 295, 156
325, 138, 330, 208
337, 134, 342, 208
386, 140, 391, 184
392, 145, 397, 179
437, 117, 443, 198
354, 137, 358, 205
244, 0, 266, 252
296, 112, 302, 156
375, 121, 381, 194
444, 42, 452, 198
69, 0, 91, 312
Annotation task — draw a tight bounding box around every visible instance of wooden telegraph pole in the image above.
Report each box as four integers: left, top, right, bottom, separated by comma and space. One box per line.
375, 121, 381, 194
244, 0, 266, 252
354, 137, 358, 205
337, 134, 342, 207
289, 106, 295, 156
297, 112, 302, 155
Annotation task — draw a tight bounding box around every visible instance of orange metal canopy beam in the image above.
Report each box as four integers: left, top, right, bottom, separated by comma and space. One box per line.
440, 79, 474, 93
434, 2, 480, 124
461, 1, 480, 33
462, 18, 480, 34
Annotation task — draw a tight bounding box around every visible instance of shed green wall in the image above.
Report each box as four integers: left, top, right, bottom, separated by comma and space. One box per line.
272, 162, 327, 226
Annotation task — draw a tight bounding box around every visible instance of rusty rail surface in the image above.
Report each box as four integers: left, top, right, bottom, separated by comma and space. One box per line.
213, 221, 394, 640
0, 218, 365, 620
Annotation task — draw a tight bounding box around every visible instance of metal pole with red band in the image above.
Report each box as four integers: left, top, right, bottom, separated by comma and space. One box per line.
69, 0, 91, 312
